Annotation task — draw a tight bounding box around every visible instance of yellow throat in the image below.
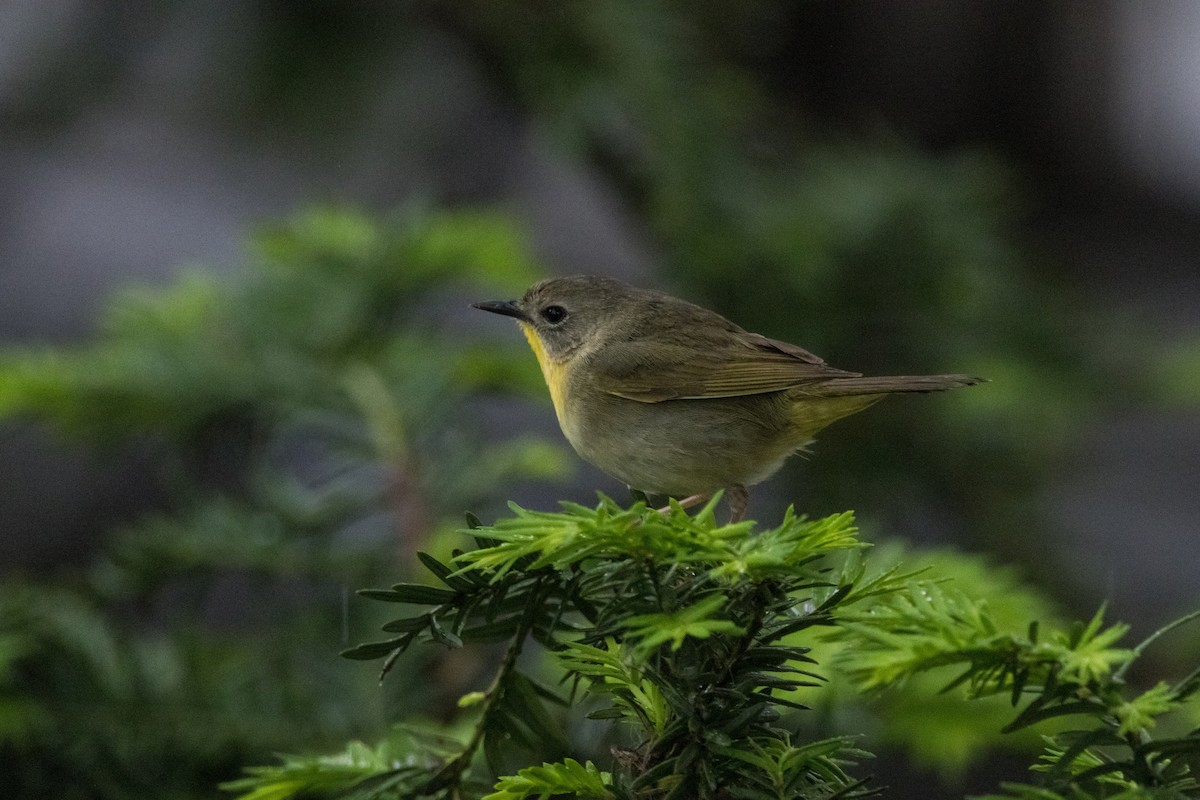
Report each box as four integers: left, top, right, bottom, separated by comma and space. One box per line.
519, 322, 570, 428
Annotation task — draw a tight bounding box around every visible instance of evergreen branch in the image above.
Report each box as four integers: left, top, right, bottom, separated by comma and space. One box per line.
231, 495, 1200, 799
421, 576, 552, 796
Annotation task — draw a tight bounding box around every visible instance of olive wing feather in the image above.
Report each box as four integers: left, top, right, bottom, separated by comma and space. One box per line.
588, 333, 858, 403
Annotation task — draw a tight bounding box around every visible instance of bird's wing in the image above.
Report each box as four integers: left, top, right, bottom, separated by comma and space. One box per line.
588, 332, 858, 403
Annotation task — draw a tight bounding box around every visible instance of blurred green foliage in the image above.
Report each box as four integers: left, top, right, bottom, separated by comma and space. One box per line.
0, 207, 567, 798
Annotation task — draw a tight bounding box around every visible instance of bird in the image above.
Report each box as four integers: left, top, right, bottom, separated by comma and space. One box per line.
474, 275, 982, 522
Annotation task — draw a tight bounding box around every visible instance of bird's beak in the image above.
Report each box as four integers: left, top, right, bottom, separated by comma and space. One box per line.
472, 300, 528, 322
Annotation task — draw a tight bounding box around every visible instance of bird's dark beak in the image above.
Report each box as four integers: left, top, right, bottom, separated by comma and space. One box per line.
472, 300, 528, 322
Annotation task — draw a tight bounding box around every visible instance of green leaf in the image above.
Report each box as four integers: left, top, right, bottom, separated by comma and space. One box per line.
484, 758, 612, 800
357, 584, 458, 605
427, 615, 463, 649
623, 593, 745, 653
222, 733, 434, 799
555, 640, 670, 735
1056, 605, 1132, 686
379, 616, 431, 633
1114, 682, 1179, 737
339, 634, 414, 661
417, 551, 477, 591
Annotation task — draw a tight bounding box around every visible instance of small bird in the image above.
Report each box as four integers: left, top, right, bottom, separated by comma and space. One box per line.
474, 275, 981, 522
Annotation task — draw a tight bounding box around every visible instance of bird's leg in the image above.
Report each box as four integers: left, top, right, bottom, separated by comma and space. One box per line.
655, 489, 747, 523
726, 484, 748, 523
656, 493, 711, 516
675, 493, 711, 510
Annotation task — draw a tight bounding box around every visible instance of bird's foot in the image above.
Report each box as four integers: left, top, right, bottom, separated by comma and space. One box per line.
654, 485, 747, 524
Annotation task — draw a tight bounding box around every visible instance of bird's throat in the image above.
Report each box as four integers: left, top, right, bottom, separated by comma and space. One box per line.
519, 322, 570, 429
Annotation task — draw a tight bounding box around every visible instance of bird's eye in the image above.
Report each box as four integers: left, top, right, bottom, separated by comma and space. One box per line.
540, 305, 567, 324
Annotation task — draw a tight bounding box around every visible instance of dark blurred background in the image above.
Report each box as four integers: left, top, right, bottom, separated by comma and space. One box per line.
1, 2, 1197, 798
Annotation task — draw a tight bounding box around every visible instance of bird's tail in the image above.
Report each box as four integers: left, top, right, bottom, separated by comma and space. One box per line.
813, 374, 984, 397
